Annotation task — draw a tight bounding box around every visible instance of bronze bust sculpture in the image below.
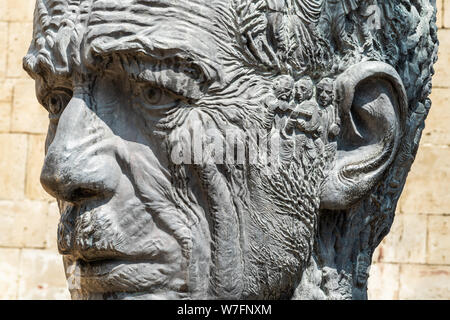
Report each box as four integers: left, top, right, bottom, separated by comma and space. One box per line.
23, 0, 438, 299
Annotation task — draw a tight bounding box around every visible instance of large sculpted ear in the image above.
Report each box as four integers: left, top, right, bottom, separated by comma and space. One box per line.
320, 61, 408, 210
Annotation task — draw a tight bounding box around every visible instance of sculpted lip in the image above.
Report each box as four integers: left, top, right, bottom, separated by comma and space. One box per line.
74, 259, 156, 293
70, 258, 186, 294
78, 259, 146, 277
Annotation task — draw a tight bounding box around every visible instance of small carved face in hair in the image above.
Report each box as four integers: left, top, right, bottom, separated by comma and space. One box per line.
316, 78, 334, 107
295, 78, 314, 103
274, 75, 295, 102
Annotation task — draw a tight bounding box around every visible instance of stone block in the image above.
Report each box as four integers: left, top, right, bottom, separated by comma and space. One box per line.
0, 22, 7, 79
433, 29, 450, 87
0, 1, 5, 21
0, 102, 11, 133
26, 134, 53, 200
372, 214, 427, 264
427, 215, 450, 264
0, 133, 27, 199
45, 202, 60, 250
0, 248, 20, 300
424, 88, 450, 146
0, 0, 35, 22
400, 146, 450, 214
399, 265, 450, 299
437, 0, 443, 28
6, 22, 33, 78
18, 249, 70, 300
0, 78, 15, 102
11, 79, 48, 134
367, 263, 400, 300
0, 200, 48, 248
444, 0, 450, 28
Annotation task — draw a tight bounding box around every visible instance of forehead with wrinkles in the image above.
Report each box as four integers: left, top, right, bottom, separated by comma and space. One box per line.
24, 0, 231, 81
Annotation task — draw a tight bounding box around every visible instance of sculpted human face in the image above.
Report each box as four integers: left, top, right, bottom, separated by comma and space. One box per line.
24, 0, 426, 300
274, 76, 295, 102
24, 0, 329, 300
316, 79, 334, 107
295, 79, 313, 103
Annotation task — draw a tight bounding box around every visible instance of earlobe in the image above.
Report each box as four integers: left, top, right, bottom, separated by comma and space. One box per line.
320, 61, 408, 210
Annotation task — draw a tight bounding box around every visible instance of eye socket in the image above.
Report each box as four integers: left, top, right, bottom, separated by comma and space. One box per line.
44, 91, 71, 118
48, 96, 62, 114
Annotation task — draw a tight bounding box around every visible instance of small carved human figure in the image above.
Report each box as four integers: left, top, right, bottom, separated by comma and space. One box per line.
316, 78, 334, 108
320, 0, 360, 51
294, 77, 314, 105
356, 252, 372, 288
280, 77, 316, 161
284, 100, 323, 162
316, 78, 340, 142
285, 101, 321, 137
273, 75, 295, 111
264, 75, 295, 130
350, 0, 379, 53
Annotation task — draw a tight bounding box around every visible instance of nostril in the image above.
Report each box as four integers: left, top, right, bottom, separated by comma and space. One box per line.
70, 187, 99, 201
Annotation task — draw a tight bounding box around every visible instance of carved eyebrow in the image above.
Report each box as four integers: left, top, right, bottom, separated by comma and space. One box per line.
88, 42, 219, 86
111, 52, 209, 101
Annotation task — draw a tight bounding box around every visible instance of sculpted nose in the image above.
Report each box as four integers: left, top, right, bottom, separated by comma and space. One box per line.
40, 96, 120, 202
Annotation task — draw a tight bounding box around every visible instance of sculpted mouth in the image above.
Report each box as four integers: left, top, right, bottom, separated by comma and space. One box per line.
58, 201, 124, 259
78, 259, 140, 277
69, 258, 188, 295
58, 197, 189, 297
77, 258, 161, 279
58, 201, 158, 261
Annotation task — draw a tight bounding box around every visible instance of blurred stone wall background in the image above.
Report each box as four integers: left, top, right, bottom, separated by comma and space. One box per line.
0, 1, 448, 300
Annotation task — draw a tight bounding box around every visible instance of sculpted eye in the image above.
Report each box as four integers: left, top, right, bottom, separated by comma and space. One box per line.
139, 84, 178, 108
144, 87, 164, 105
